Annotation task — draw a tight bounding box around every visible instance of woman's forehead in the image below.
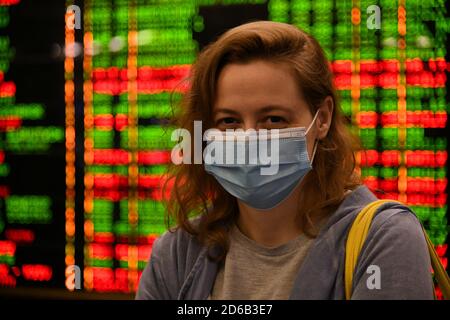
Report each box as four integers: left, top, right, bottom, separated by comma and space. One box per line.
214, 61, 307, 113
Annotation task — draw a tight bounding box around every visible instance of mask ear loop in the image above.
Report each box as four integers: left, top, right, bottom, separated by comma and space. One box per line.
305, 110, 320, 164
305, 110, 320, 135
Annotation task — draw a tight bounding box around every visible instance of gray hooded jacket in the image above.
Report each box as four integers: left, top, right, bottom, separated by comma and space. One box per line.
136, 185, 434, 300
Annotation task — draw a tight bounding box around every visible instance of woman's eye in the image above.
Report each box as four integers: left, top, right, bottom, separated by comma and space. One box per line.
218, 117, 238, 125
267, 116, 284, 123
263, 116, 287, 128
260, 116, 288, 129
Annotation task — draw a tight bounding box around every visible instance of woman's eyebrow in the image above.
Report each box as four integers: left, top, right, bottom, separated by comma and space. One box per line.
258, 105, 292, 113
214, 105, 291, 115
213, 104, 292, 116
213, 108, 241, 115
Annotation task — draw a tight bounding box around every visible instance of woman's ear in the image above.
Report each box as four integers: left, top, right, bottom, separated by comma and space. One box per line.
316, 96, 334, 140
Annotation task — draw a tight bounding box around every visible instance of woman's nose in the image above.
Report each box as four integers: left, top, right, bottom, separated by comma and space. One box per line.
241, 120, 258, 131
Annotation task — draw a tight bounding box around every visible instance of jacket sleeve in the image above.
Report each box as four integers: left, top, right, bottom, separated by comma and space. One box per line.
350, 209, 435, 300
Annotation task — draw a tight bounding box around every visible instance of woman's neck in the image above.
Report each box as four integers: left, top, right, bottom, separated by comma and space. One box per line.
235, 187, 304, 247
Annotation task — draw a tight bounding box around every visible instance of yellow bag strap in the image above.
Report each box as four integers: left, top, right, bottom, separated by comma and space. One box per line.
344, 199, 395, 299
344, 199, 450, 300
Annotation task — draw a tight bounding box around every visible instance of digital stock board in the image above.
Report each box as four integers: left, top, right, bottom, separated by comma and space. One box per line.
0, 0, 66, 291
0, 0, 449, 298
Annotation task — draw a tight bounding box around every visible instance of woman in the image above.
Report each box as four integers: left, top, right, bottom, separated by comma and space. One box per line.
136, 21, 434, 300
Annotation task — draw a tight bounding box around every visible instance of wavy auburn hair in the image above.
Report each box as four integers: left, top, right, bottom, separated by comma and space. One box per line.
163, 20, 362, 261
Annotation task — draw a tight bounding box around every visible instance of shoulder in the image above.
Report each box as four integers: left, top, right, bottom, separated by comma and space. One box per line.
351, 203, 434, 299
367, 202, 425, 244
332, 189, 425, 243
136, 216, 208, 299
151, 217, 206, 274
356, 201, 429, 262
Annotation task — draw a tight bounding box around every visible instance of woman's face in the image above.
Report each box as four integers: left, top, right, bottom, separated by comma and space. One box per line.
213, 59, 321, 161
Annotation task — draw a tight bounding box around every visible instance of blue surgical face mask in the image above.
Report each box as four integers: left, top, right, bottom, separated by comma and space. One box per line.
204, 110, 319, 210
